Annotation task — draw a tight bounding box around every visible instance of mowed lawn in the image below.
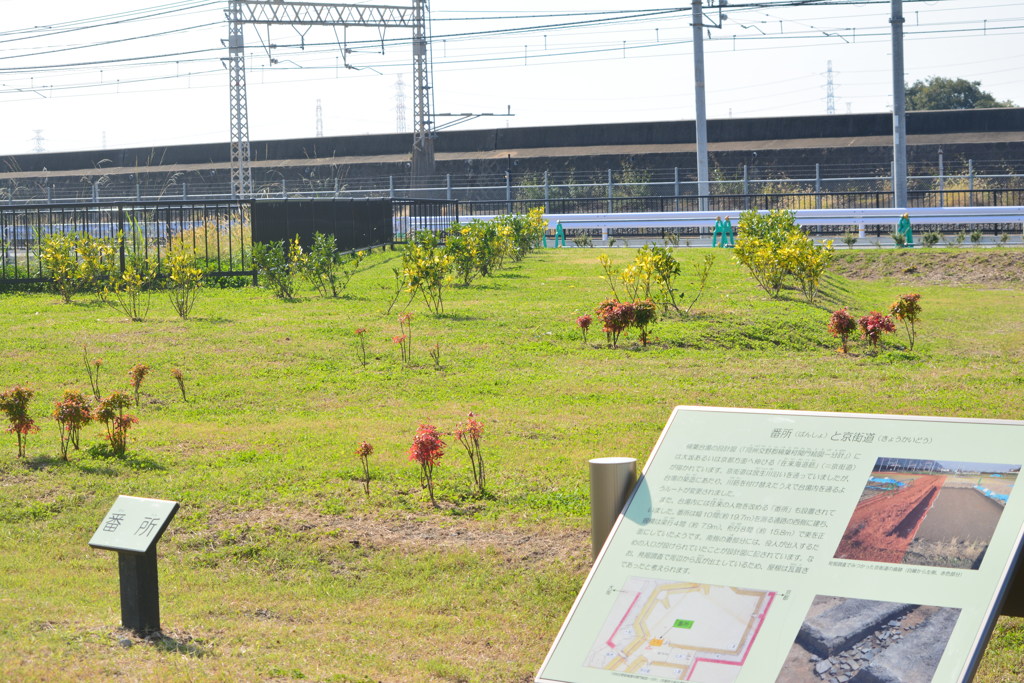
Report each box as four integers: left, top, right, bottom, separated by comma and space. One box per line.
1, 246, 1023, 682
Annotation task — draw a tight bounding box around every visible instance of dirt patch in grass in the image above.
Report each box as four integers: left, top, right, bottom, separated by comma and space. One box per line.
831, 250, 1024, 286
178, 506, 590, 570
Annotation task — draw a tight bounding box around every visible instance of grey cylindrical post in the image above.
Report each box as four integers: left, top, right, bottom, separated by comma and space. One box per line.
590, 457, 637, 561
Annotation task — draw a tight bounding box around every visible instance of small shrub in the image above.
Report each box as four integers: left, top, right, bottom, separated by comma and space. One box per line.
96, 391, 137, 457
858, 312, 896, 352
394, 335, 409, 366
40, 233, 83, 303
632, 300, 657, 346
356, 441, 373, 496
890, 231, 906, 248
827, 308, 858, 354
354, 328, 369, 367
104, 260, 157, 321
596, 299, 633, 348
889, 293, 922, 351
53, 390, 92, 460
399, 313, 413, 362
572, 233, 594, 248
970, 229, 984, 245
171, 368, 187, 402
83, 346, 103, 400
576, 315, 592, 344
0, 386, 38, 458
251, 240, 296, 299
453, 412, 485, 495
409, 424, 445, 506
403, 231, 453, 314
295, 233, 366, 298
841, 232, 858, 249
922, 231, 941, 248
128, 364, 150, 407
428, 342, 441, 370
165, 246, 205, 319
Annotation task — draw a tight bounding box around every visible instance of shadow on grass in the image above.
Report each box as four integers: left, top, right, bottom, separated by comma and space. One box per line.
128, 631, 212, 658
81, 444, 166, 472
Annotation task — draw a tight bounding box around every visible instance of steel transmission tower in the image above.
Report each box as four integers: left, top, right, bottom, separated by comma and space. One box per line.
410, 0, 435, 183
226, 0, 431, 197
316, 98, 324, 137
395, 73, 408, 133
826, 60, 836, 115
226, 0, 252, 197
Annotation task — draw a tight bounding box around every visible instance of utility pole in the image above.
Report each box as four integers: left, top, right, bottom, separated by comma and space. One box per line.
691, 0, 709, 211
890, 0, 908, 208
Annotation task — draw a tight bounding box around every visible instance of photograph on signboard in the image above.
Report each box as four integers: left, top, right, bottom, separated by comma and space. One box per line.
775, 595, 961, 683
583, 577, 774, 682
833, 457, 1018, 569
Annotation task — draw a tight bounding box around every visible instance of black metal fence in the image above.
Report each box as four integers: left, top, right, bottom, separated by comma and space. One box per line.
461, 188, 1024, 217
392, 198, 460, 242
0, 197, 461, 285
1, 200, 250, 283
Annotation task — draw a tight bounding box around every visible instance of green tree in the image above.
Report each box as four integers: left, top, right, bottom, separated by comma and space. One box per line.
906, 76, 1014, 110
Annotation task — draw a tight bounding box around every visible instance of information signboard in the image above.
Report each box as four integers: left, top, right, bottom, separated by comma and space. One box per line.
89, 495, 179, 554
537, 407, 1024, 683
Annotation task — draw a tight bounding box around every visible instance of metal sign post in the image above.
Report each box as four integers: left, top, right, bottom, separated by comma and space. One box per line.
89, 496, 179, 634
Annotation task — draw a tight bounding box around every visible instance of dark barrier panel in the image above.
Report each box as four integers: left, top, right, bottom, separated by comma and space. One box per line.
251, 199, 393, 252
8, 108, 1023, 176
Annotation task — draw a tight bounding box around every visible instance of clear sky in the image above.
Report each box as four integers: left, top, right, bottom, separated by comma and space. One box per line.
0, 0, 1021, 156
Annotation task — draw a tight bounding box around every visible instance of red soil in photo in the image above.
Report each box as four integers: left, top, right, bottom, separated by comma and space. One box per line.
835, 474, 946, 564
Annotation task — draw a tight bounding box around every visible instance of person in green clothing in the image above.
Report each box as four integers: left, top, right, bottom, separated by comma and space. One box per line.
897, 212, 914, 247
712, 216, 735, 248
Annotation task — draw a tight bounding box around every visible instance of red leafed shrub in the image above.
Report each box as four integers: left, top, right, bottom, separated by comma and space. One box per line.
889, 293, 922, 351
409, 424, 445, 506
828, 308, 858, 353
858, 311, 896, 351
454, 412, 485, 495
595, 299, 636, 348
53, 390, 92, 460
576, 315, 593, 344
0, 386, 38, 458
356, 441, 373, 496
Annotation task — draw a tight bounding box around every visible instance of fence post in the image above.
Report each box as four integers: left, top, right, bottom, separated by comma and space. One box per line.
93, 181, 100, 203
674, 167, 680, 200
135, 183, 141, 201
389, 176, 395, 199
446, 174, 452, 201
743, 165, 750, 210
544, 171, 550, 202
47, 185, 53, 202
938, 149, 945, 208
815, 163, 822, 210
607, 169, 613, 213
281, 179, 287, 199
182, 183, 188, 200
505, 171, 512, 213
969, 159, 975, 206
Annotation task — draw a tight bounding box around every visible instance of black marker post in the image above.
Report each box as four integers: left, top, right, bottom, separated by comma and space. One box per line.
89, 495, 179, 634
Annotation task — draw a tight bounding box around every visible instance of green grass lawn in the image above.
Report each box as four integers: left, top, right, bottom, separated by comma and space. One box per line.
1, 246, 1023, 681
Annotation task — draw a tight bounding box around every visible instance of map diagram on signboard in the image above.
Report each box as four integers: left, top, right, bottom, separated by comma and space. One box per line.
584, 578, 774, 682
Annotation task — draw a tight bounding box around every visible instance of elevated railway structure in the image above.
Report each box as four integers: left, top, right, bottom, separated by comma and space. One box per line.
2, 108, 1023, 205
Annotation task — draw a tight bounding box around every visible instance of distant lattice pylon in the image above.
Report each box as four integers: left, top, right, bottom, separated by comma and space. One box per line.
396, 73, 408, 133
